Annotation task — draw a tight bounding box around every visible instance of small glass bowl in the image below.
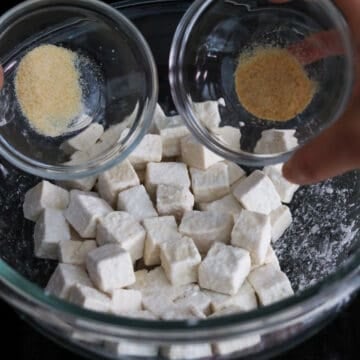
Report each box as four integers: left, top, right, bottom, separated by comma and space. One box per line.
0, 0, 158, 180
170, 0, 354, 167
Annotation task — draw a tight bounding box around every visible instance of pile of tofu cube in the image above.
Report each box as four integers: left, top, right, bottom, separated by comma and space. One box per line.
22, 102, 300, 358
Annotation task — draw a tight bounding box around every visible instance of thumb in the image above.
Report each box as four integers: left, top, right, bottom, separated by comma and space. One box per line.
283, 109, 360, 185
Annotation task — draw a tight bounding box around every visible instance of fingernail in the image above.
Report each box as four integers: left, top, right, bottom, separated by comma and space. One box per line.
283, 161, 309, 185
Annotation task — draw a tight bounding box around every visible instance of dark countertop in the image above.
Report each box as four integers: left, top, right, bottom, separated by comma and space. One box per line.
0, 296, 358, 359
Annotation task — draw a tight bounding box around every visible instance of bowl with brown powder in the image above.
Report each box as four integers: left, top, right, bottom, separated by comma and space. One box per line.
0, 0, 158, 179
170, 0, 354, 166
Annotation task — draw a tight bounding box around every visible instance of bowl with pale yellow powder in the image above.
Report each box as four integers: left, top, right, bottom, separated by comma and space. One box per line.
170, 0, 354, 167
0, 0, 158, 180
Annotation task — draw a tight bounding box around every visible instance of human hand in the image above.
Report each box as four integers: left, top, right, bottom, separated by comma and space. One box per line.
282, 0, 360, 184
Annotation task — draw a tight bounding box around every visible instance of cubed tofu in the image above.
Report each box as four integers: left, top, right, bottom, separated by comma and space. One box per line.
149, 102, 168, 133
34, 209, 71, 260
68, 284, 111, 312
181, 135, 222, 170
141, 293, 176, 318
117, 185, 158, 222
231, 210, 271, 266
199, 194, 243, 220
160, 126, 190, 157
160, 236, 202, 286
248, 264, 294, 306
161, 306, 206, 320
23, 181, 69, 222
110, 289, 142, 315
213, 126, 241, 151
190, 163, 230, 203
263, 163, 299, 203
270, 205, 293, 242
254, 129, 298, 154
179, 211, 233, 253
56, 176, 97, 192
232, 170, 281, 215
98, 160, 140, 206
64, 190, 113, 238
127, 267, 188, 301
127, 134, 162, 170
45, 264, 92, 299
145, 162, 191, 198
264, 246, 281, 270
86, 244, 135, 293
198, 243, 251, 295
224, 161, 246, 185
204, 280, 258, 313
213, 335, 261, 355
173, 286, 211, 316
58, 240, 97, 265
143, 216, 180, 266
156, 184, 194, 221
105, 340, 158, 358
61, 123, 104, 154
161, 344, 212, 360
96, 211, 146, 262
193, 100, 222, 130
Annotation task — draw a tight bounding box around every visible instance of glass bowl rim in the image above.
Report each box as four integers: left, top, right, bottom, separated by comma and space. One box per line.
169, 0, 355, 167
0, 0, 158, 180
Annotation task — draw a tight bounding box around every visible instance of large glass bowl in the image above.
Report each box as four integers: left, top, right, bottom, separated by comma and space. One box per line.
169, 0, 354, 166
0, 1, 359, 360
0, 0, 158, 180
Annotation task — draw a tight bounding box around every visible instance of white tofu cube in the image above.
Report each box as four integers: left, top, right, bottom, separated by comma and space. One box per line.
141, 294, 176, 318
231, 210, 271, 266
143, 216, 180, 266
263, 163, 299, 203
181, 135, 222, 170
232, 170, 281, 215
199, 243, 251, 295
190, 163, 230, 203
210, 305, 243, 317
58, 240, 97, 265
213, 335, 261, 355
61, 123, 104, 154
45, 264, 92, 299
68, 284, 111, 312
264, 246, 281, 270
125, 310, 158, 319
57, 176, 97, 192
145, 162, 190, 197
110, 289, 142, 315
270, 205, 293, 242
173, 286, 211, 316
127, 134, 162, 170
128, 267, 189, 301
34, 209, 71, 260
204, 280, 258, 313
199, 194, 242, 220
149, 102, 168, 133
193, 100, 222, 130
255, 129, 298, 154
105, 340, 158, 358
64, 190, 113, 238
248, 264, 294, 306
97, 211, 146, 262
161, 307, 206, 320
23, 181, 69, 222
160, 126, 190, 157
179, 211, 233, 253
161, 344, 212, 360
213, 126, 241, 151
160, 236, 202, 286
86, 244, 135, 293
117, 185, 158, 222
224, 161, 246, 185
156, 184, 194, 221
98, 160, 140, 206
